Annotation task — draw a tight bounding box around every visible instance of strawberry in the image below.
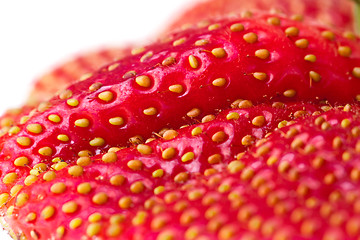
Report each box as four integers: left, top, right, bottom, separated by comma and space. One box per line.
27, 47, 128, 107
1, 102, 324, 239
0, 12, 359, 207
115, 104, 360, 239
165, 0, 354, 33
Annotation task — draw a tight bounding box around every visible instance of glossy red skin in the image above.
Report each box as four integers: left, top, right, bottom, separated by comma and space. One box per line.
0, 13, 359, 196
164, 0, 354, 32
4, 103, 324, 239
119, 106, 360, 239
27, 47, 128, 106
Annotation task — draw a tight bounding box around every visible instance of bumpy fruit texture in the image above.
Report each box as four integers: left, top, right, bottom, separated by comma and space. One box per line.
165, 0, 354, 33
2, 102, 324, 239
0, 12, 360, 206
27, 47, 128, 107
116, 105, 360, 239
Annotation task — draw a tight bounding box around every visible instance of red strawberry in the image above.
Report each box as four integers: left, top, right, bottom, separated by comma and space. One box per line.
0, 12, 359, 208
114, 104, 360, 239
164, 0, 354, 33
27, 47, 128, 107
1, 102, 324, 239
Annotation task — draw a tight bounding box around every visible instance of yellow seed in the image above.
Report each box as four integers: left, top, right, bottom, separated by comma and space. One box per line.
211, 48, 227, 58
92, 192, 108, 205
131, 47, 145, 55
68, 166, 83, 177
253, 72, 267, 81
343, 31, 356, 40
212, 78, 226, 87
189, 55, 199, 69
57, 134, 69, 142
14, 156, 29, 167
243, 32, 258, 43
127, 160, 143, 170
87, 223, 101, 237
295, 39, 309, 49
26, 124, 43, 134
89, 137, 105, 147
66, 99, 79, 107
98, 91, 114, 102
226, 112, 240, 120
109, 117, 124, 126
118, 196, 133, 209
341, 119, 351, 128
43, 171, 56, 181
6, 206, 14, 216
38, 102, 52, 112
51, 182, 67, 194
285, 26, 299, 36
191, 126, 202, 136
304, 54, 317, 62
26, 212, 37, 222
20, 116, 29, 124
41, 206, 55, 219
140, 51, 153, 62
162, 147, 176, 160
74, 118, 90, 128
77, 156, 91, 166
194, 39, 209, 46
255, 49, 270, 59
283, 89, 296, 98
16, 137, 32, 147
321, 30, 335, 40
77, 182, 92, 194
187, 108, 201, 118
208, 23, 220, 30
3, 172, 18, 184
162, 56, 176, 66
338, 46, 352, 57
89, 212, 102, 222
59, 89, 73, 99
230, 23, 244, 32
173, 38, 186, 46
8, 126, 20, 135
152, 169, 164, 178
130, 181, 145, 193
241, 135, 254, 146
15, 193, 29, 207
69, 218, 83, 229
212, 131, 227, 143
56, 226, 66, 238
309, 71, 321, 82
267, 17, 281, 25
24, 175, 38, 186
252, 116, 266, 127
62, 201, 78, 214
181, 152, 195, 162
110, 175, 125, 186
137, 144, 152, 155
352, 67, 360, 78
89, 82, 102, 91
54, 162, 68, 171
100, 152, 117, 163
154, 186, 165, 195
107, 63, 119, 71
38, 146, 53, 156
136, 75, 152, 88
143, 107, 158, 116
10, 185, 23, 196
48, 114, 61, 123
208, 154, 222, 164
169, 84, 184, 93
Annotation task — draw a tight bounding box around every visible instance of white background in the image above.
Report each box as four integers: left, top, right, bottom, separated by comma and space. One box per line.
0, 0, 195, 239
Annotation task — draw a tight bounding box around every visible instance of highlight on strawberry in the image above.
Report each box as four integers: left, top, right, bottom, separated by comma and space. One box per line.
1, 0, 360, 239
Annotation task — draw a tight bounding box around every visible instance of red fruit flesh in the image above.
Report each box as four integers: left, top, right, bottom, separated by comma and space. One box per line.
2, 102, 324, 239
164, 0, 354, 33
0, 12, 359, 208
115, 104, 360, 239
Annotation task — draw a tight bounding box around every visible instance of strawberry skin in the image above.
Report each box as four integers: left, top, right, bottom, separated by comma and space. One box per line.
0, 12, 359, 210
2, 102, 323, 239
27, 47, 128, 107
117, 104, 360, 239
165, 0, 354, 32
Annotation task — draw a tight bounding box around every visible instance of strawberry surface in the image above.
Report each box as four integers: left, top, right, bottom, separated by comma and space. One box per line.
2, 102, 323, 239
0, 12, 359, 205
165, 0, 354, 33
116, 104, 360, 239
